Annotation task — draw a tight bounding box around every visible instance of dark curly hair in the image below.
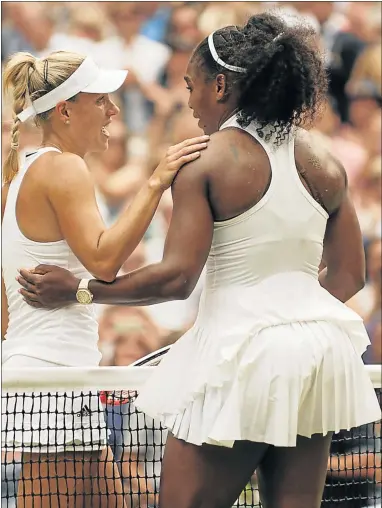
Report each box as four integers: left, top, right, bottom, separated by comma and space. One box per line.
191, 13, 328, 143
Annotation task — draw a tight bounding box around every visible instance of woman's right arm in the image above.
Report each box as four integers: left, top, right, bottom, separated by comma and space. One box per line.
319, 189, 366, 303
47, 136, 209, 282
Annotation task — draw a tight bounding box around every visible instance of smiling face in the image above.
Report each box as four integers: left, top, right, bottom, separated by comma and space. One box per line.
184, 59, 235, 135
55, 92, 120, 155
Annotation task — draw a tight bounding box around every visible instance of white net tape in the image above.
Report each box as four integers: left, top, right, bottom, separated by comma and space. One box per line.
2, 364, 381, 393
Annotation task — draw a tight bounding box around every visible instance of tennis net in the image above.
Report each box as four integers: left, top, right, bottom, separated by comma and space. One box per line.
2, 364, 381, 508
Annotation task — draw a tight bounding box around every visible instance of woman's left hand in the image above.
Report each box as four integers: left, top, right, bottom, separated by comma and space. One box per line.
17, 265, 79, 309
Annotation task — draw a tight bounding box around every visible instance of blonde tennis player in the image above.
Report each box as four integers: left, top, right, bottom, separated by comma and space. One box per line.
2, 50, 209, 508
17, 14, 380, 508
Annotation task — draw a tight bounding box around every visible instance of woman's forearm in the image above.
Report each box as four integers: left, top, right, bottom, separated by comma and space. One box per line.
94, 179, 163, 281
88, 262, 190, 305
90, 133, 209, 282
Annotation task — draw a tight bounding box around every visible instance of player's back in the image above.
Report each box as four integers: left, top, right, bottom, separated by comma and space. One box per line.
203, 117, 344, 290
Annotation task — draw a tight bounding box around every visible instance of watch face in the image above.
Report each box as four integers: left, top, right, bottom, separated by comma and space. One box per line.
77, 289, 92, 304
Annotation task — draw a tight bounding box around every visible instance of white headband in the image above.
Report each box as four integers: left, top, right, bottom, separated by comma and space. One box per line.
207, 31, 285, 74
208, 32, 246, 73
17, 57, 128, 123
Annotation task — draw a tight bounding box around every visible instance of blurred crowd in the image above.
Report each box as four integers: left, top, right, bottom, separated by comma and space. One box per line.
1, 2, 381, 507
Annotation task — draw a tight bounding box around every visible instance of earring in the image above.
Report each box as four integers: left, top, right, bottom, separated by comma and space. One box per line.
65, 120, 70, 125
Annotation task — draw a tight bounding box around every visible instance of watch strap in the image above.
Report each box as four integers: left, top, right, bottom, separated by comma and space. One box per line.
78, 279, 91, 291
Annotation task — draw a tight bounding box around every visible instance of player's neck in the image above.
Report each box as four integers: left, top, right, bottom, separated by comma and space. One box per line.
41, 133, 85, 158
218, 106, 240, 130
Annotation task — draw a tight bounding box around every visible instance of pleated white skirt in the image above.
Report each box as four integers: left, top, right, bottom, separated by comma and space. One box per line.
136, 278, 381, 448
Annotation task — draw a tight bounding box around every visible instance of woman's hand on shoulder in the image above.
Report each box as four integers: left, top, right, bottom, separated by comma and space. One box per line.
150, 135, 210, 191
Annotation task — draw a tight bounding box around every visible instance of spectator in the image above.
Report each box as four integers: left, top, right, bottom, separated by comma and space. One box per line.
312, 99, 369, 185
97, 305, 127, 365
87, 119, 146, 225
42, 3, 109, 58
142, 4, 203, 166
294, 1, 368, 122
1, 2, 56, 58
111, 320, 160, 366
348, 43, 382, 94
141, 4, 173, 44
98, 2, 171, 133
99, 307, 161, 367
198, 1, 261, 37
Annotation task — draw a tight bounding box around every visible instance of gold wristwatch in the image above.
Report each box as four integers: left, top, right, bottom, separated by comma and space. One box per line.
76, 279, 93, 305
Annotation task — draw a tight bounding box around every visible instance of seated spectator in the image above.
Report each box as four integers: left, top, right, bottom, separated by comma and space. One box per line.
2, 2, 110, 61
1, 2, 56, 56
140, 4, 173, 44
343, 42, 382, 155
198, 1, 261, 37
97, 305, 128, 365
98, 2, 171, 133
41, 3, 109, 58
99, 2, 170, 80
295, 1, 366, 122
151, 3, 202, 113
346, 84, 382, 149
99, 307, 161, 367
142, 4, 203, 168
348, 44, 382, 94
87, 119, 146, 225
345, 2, 382, 45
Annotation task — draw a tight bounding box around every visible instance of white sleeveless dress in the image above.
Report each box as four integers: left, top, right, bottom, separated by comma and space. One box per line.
135, 116, 380, 448
2, 147, 107, 452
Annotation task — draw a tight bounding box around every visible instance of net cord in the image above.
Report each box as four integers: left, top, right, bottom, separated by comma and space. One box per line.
2, 365, 381, 392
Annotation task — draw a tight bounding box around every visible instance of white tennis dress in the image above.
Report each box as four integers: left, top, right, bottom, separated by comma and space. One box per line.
135, 116, 381, 448
2, 147, 106, 453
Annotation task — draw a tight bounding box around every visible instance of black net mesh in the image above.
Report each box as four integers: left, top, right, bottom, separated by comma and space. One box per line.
2, 389, 381, 507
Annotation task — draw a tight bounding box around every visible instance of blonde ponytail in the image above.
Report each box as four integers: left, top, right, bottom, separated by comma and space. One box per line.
2, 52, 36, 184
2, 50, 85, 184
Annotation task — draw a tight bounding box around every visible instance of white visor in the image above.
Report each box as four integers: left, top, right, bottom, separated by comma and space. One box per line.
17, 56, 128, 123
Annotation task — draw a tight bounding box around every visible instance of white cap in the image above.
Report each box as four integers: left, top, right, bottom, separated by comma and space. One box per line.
18, 56, 128, 123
